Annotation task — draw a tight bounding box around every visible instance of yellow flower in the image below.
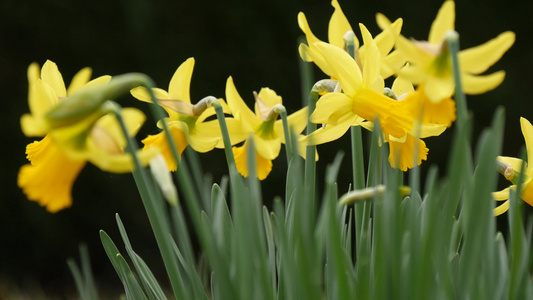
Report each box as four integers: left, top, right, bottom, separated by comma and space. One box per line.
304, 25, 415, 145
18, 61, 155, 212
225, 77, 308, 180
377, 0, 515, 102
298, 0, 405, 79
493, 118, 533, 216
131, 57, 235, 171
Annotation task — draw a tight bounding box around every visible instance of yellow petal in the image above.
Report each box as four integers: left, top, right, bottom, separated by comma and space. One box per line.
233, 140, 273, 180
168, 57, 194, 103
256, 88, 282, 112
374, 18, 402, 58
521, 117, 533, 176
142, 124, 189, 172
67, 67, 92, 95
392, 76, 415, 97
388, 135, 428, 171
298, 43, 335, 77
428, 0, 455, 45
298, 12, 321, 47
273, 107, 309, 143
41, 60, 67, 98
494, 200, 509, 216
253, 135, 281, 161
18, 136, 86, 212
314, 42, 362, 96
421, 94, 456, 127
414, 123, 447, 138
380, 50, 406, 79
188, 132, 219, 153
424, 75, 455, 103
497, 156, 526, 174
222, 118, 249, 147
520, 179, 533, 207
493, 187, 512, 201
225, 77, 260, 127
461, 71, 505, 95
131, 87, 171, 103
359, 23, 381, 89
27, 62, 40, 83
304, 115, 355, 146
309, 92, 352, 125
459, 31, 515, 74
328, 0, 355, 49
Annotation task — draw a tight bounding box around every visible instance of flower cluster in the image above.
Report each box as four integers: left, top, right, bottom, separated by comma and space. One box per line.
18, 0, 516, 213
299, 0, 514, 171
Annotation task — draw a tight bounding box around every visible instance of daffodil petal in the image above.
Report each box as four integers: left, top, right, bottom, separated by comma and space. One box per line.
41, 60, 67, 98
304, 115, 356, 146
428, 0, 455, 45
497, 156, 525, 174
274, 107, 309, 143
18, 136, 85, 212
233, 141, 273, 180
392, 76, 415, 97
310, 92, 352, 125
226, 77, 260, 128
424, 75, 455, 103
388, 135, 428, 171
521, 117, 533, 175
67, 68, 92, 95
359, 23, 381, 88
520, 180, 533, 207
459, 31, 515, 74
142, 124, 189, 172
414, 123, 447, 138
298, 44, 334, 77
298, 12, 321, 47
314, 42, 362, 96
253, 135, 281, 161
493, 187, 512, 201
461, 71, 505, 95
168, 57, 194, 103
328, 0, 355, 49
494, 200, 509, 216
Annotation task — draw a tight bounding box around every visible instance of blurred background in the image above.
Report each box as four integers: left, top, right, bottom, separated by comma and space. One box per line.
1, 0, 531, 298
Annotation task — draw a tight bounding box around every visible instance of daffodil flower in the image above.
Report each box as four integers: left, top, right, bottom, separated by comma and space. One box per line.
18, 61, 155, 212
386, 77, 448, 171
298, 0, 405, 80
131, 57, 236, 171
493, 117, 533, 216
225, 77, 308, 180
377, 0, 515, 103
304, 24, 415, 145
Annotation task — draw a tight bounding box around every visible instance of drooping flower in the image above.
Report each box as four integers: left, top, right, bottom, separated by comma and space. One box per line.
131, 57, 236, 171
377, 0, 515, 103
298, 0, 405, 80
303, 24, 415, 146
493, 117, 533, 216
225, 77, 308, 180
18, 61, 155, 212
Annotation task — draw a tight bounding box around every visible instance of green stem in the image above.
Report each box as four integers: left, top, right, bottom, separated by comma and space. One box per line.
109, 101, 184, 298
447, 31, 468, 130
273, 105, 292, 162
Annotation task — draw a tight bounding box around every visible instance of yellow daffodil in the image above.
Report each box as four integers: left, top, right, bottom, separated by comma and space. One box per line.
385, 77, 447, 171
377, 0, 515, 103
18, 61, 155, 212
131, 57, 236, 171
225, 77, 308, 180
298, 0, 405, 79
493, 118, 533, 216
304, 25, 415, 146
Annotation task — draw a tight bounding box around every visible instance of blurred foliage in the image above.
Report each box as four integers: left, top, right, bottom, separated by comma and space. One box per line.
1, 0, 532, 297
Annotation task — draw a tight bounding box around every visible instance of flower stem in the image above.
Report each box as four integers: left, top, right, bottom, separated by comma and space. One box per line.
446, 31, 468, 130
109, 101, 185, 298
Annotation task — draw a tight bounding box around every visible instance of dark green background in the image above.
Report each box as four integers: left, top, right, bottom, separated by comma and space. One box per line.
1, 0, 530, 297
